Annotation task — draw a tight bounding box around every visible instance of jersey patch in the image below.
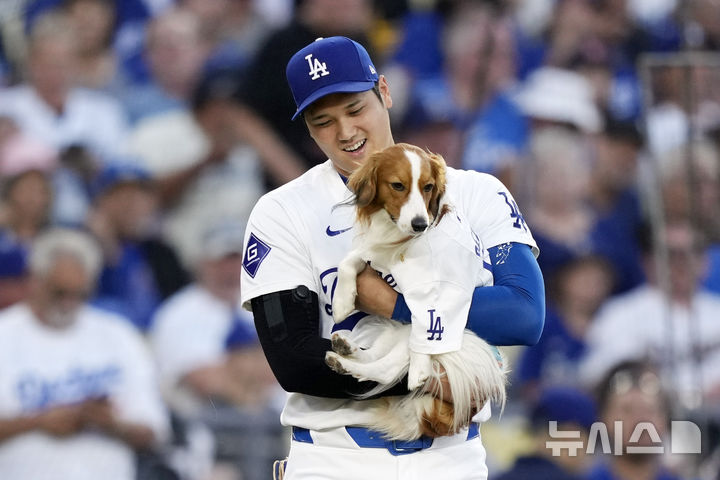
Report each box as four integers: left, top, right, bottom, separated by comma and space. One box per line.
243, 233, 271, 278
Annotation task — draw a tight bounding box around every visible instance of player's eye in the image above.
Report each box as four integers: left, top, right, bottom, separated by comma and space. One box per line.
348, 107, 364, 116
390, 182, 405, 192
423, 183, 434, 193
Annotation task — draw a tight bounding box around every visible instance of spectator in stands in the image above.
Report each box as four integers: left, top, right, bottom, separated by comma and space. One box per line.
64, 0, 123, 92
151, 219, 277, 415
0, 129, 56, 243
129, 69, 301, 264
517, 255, 615, 401
238, 0, 375, 188
0, 11, 128, 163
395, 2, 527, 189
514, 66, 603, 136
523, 126, 595, 280
150, 220, 280, 480
659, 140, 720, 246
87, 162, 189, 331
0, 228, 169, 480
580, 221, 720, 408
656, 137, 720, 318
179, 0, 271, 74
588, 117, 646, 294
120, 7, 209, 124
0, 169, 53, 244
0, 120, 55, 309
493, 386, 597, 480
587, 360, 685, 480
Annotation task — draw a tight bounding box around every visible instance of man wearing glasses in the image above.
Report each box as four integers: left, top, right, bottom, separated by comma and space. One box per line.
0, 228, 169, 480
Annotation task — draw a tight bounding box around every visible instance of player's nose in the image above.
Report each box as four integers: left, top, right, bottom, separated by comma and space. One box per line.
336, 117, 356, 142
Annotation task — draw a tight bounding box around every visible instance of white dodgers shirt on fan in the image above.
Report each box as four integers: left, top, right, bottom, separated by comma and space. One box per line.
0, 304, 169, 480
241, 159, 536, 431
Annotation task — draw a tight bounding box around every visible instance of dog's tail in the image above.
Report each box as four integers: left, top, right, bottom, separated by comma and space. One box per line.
430, 332, 508, 433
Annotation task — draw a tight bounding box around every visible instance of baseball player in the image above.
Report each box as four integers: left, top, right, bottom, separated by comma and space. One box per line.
241, 36, 545, 480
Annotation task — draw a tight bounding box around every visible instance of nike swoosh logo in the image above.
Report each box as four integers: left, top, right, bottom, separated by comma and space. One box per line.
326, 226, 353, 236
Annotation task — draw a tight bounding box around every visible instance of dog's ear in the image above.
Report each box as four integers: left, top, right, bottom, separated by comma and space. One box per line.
347, 154, 379, 209
428, 152, 447, 218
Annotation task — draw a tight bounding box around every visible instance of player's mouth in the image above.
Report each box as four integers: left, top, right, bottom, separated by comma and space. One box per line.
342, 139, 366, 154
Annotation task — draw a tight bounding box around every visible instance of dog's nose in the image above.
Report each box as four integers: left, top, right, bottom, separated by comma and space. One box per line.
411, 216, 428, 232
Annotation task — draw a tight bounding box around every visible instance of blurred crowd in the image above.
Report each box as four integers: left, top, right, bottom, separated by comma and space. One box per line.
1, 0, 720, 479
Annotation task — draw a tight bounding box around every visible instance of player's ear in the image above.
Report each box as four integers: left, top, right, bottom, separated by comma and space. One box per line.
377, 76, 393, 109
348, 155, 379, 209
428, 151, 447, 218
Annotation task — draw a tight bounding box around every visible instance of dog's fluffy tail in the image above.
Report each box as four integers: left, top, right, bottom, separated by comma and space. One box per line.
429, 332, 508, 434
361, 332, 507, 440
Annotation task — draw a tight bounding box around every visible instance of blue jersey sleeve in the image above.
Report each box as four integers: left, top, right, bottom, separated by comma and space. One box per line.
392, 242, 545, 346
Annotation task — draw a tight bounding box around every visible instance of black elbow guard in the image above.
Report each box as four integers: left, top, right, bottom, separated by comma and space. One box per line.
250, 286, 333, 393
251, 285, 317, 344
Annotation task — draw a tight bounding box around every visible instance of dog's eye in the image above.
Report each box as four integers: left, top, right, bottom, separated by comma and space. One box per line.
390, 182, 405, 191
423, 183, 434, 193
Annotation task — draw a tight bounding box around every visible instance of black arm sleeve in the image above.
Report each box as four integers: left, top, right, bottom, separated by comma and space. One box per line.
251, 286, 409, 398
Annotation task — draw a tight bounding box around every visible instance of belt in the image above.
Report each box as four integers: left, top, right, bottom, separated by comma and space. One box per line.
291, 423, 479, 457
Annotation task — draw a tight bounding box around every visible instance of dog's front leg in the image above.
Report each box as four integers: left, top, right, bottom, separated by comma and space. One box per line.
408, 351, 434, 391
332, 252, 367, 323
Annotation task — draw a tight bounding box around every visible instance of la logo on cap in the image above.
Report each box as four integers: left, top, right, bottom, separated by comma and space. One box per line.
305, 53, 329, 80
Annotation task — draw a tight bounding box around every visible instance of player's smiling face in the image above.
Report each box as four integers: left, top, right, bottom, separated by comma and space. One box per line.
304, 76, 394, 177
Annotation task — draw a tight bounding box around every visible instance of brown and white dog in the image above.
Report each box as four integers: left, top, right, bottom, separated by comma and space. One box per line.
326, 143, 507, 441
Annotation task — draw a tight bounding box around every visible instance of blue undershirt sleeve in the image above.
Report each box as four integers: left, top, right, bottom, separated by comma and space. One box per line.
391, 242, 545, 346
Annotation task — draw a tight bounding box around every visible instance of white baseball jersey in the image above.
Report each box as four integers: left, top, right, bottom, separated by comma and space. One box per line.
0, 304, 169, 480
241, 159, 536, 430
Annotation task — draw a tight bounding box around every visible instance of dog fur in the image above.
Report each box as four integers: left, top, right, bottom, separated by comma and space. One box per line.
325, 143, 507, 441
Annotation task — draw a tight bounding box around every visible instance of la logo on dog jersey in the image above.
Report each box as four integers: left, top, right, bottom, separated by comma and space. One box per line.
427, 309, 444, 341
305, 53, 329, 80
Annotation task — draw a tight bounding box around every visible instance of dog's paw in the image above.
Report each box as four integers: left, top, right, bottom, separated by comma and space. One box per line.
331, 332, 357, 356
408, 371, 429, 391
325, 352, 349, 375
408, 353, 433, 390
332, 289, 357, 323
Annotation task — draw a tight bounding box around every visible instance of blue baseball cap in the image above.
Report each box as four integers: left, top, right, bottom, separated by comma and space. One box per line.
286, 36, 379, 120
531, 387, 597, 430
93, 162, 152, 197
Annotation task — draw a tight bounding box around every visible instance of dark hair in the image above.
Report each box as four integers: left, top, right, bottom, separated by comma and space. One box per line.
191, 69, 243, 112
603, 115, 644, 148
636, 220, 708, 257
547, 254, 616, 306
595, 359, 667, 414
